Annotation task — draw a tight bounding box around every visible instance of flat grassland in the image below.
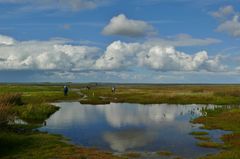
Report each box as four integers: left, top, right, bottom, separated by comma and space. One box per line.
0, 83, 240, 159
80, 84, 240, 105
1, 84, 240, 105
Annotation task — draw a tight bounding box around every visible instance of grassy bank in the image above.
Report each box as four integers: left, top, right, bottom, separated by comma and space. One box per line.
0, 126, 123, 159
13, 104, 60, 123
80, 85, 240, 105
192, 107, 240, 159
0, 84, 81, 124
0, 93, 62, 124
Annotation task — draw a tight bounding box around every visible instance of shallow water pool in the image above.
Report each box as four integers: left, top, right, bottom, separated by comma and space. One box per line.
39, 102, 228, 159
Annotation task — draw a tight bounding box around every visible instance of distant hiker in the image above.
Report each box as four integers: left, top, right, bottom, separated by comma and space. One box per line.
64, 85, 69, 96
112, 86, 116, 93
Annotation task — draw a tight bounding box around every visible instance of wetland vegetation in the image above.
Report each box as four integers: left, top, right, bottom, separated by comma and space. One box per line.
0, 83, 240, 159
193, 107, 240, 159
79, 84, 240, 105
0, 84, 122, 159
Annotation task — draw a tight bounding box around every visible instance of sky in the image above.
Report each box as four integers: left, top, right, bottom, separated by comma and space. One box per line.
0, 0, 240, 83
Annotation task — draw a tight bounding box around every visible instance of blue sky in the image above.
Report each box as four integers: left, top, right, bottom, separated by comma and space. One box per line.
0, 0, 240, 83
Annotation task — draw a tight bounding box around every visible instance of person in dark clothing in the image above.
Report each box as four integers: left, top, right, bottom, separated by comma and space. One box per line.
64, 85, 69, 96
86, 86, 90, 90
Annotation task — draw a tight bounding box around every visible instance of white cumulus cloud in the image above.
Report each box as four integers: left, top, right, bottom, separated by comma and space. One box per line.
139, 46, 226, 72
95, 41, 141, 70
102, 14, 156, 37
0, 35, 15, 45
212, 5, 240, 37
96, 40, 227, 72
0, 36, 99, 71
0, 35, 229, 75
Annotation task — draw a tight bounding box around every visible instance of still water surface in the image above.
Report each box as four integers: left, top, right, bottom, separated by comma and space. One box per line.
39, 102, 228, 159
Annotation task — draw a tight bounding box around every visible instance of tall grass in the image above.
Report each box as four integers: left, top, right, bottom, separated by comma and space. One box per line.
0, 93, 60, 124
16, 104, 59, 123
0, 93, 22, 105
0, 94, 22, 127
0, 103, 14, 126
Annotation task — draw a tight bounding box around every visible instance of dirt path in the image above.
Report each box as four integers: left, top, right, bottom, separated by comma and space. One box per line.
71, 88, 88, 101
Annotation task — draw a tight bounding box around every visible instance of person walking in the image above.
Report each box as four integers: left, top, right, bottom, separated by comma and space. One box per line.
64, 85, 69, 96
112, 86, 116, 93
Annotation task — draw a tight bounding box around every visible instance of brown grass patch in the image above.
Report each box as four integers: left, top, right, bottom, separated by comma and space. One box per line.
197, 141, 222, 148
0, 93, 22, 105
123, 152, 141, 158
74, 147, 123, 159
195, 136, 211, 141
222, 133, 240, 148
157, 151, 173, 156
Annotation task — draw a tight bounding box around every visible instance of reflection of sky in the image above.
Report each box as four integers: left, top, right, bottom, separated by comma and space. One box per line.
96, 103, 204, 128
39, 102, 223, 158
103, 129, 158, 152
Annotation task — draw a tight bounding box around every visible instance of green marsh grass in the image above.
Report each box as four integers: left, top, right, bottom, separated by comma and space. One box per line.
197, 141, 222, 148
0, 94, 22, 127
79, 85, 240, 105
0, 85, 80, 104
14, 104, 59, 123
0, 128, 123, 159
193, 107, 240, 159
